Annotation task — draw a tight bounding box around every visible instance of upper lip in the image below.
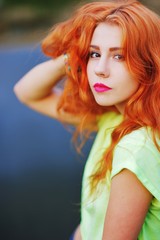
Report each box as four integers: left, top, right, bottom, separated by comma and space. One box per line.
93, 83, 112, 89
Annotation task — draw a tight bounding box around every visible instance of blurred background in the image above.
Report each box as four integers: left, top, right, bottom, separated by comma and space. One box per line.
0, 0, 160, 240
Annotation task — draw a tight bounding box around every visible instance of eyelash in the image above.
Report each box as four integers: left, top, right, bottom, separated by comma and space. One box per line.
89, 51, 100, 58
114, 54, 124, 60
88, 51, 124, 61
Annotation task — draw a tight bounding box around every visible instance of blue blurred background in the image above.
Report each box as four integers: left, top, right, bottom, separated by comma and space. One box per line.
0, 44, 92, 240
0, 0, 160, 239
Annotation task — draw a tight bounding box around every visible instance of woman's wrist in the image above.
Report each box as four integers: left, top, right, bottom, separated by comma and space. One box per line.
63, 53, 71, 73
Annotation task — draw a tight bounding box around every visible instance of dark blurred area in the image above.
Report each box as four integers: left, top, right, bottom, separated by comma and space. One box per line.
0, 1, 64, 45
0, 0, 94, 46
0, 0, 160, 240
0, 44, 94, 240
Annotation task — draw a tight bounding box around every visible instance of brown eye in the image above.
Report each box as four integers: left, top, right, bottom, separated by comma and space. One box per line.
114, 54, 124, 60
89, 51, 101, 58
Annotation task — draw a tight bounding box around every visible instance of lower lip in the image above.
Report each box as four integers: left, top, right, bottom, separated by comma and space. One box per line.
94, 86, 112, 93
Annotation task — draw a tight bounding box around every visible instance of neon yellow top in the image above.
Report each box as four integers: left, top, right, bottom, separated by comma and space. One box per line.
81, 111, 160, 240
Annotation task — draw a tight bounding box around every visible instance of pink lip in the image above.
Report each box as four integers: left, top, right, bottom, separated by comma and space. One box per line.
93, 83, 112, 93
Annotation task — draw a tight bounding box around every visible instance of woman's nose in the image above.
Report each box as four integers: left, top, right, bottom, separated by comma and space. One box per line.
94, 58, 110, 78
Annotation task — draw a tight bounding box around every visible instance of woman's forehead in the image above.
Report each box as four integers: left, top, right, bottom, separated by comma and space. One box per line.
90, 22, 123, 48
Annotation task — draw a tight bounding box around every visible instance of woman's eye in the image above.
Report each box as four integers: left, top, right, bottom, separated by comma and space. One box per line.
114, 54, 125, 61
89, 51, 100, 58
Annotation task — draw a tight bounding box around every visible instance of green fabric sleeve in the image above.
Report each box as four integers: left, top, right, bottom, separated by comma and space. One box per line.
111, 128, 160, 201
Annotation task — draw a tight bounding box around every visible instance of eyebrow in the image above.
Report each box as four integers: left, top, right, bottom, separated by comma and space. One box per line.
90, 45, 123, 52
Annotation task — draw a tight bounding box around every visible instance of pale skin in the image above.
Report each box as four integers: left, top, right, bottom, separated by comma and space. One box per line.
14, 22, 153, 240
14, 56, 81, 125
14, 56, 82, 240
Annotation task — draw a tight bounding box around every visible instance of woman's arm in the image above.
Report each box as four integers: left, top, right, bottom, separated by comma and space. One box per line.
14, 55, 80, 125
102, 169, 153, 240
73, 225, 82, 240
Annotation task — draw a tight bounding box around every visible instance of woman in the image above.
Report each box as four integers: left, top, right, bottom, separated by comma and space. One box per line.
14, 0, 160, 239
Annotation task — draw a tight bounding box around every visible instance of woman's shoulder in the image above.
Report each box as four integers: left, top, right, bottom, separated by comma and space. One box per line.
113, 127, 160, 169
117, 127, 159, 150
112, 127, 160, 201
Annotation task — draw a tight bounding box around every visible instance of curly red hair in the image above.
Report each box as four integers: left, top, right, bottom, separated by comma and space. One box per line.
42, 0, 160, 193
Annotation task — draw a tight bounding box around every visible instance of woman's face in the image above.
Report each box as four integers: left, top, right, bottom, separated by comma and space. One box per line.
87, 22, 139, 114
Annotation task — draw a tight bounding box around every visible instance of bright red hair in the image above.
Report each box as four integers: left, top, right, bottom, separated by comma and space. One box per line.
42, 0, 160, 194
